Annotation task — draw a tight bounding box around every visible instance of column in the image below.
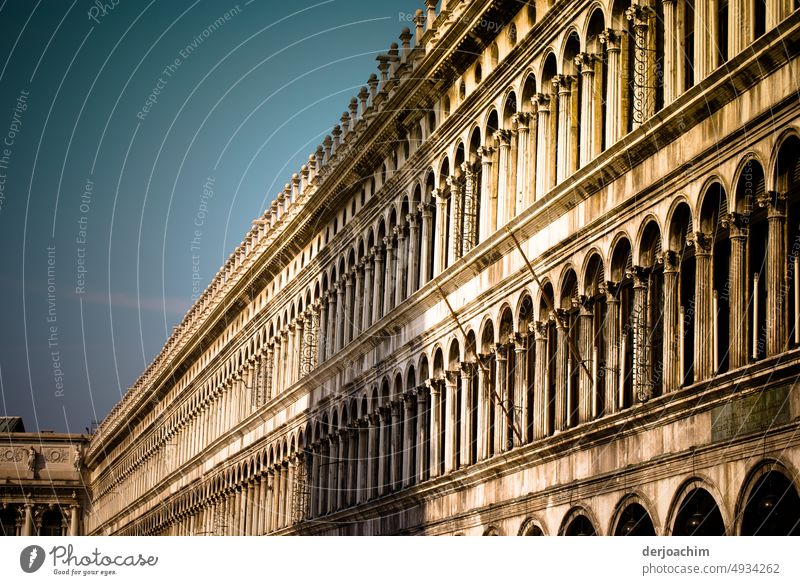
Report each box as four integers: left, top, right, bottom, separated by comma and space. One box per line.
407, 214, 420, 297
662, 252, 680, 391
694, 0, 714, 82
258, 473, 267, 534
663, 0, 678, 105
513, 112, 531, 212
459, 364, 472, 464
69, 505, 80, 536
693, 233, 714, 380
493, 346, 507, 453
478, 146, 495, 241
394, 225, 406, 307
429, 380, 442, 477
264, 345, 274, 402
318, 298, 328, 364
278, 329, 288, 392
728, 215, 748, 368
600, 29, 621, 146
372, 245, 384, 323
337, 277, 347, 351
419, 203, 432, 287
533, 323, 548, 439
513, 334, 527, 446
575, 54, 597, 167
327, 436, 339, 513
346, 431, 357, 508
554, 311, 568, 432
605, 283, 620, 413
269, 471, 277, 531
477, 354, 492, 459
286, 325, 295, 387
326, 290, 337, 359
415, 386, 428, 482
390, 401, 402, 490
434, 189, 448, 274
245, 479, 255, 535
357, 420, 368, 502
578, 300, 593, 424
534, 94, 551, 199
444, 372, 458, 472
363, 252, 374, 330
447, 176, 463, 265
310, 445, 320, 518
336, 432, 347, 511
761, 191, 787, 356
295, 318, 305, 380
402, 393, 415, 486
553, 75, 575, 184
494, 130, 511, 226
233, 485, 242, 535
353, 265, 363, 339
377, 408, 389, 495
632, 266, 652, 400
383, 236, 395, 314
346, 270, 356, 345
309, 305, 320, 371
367, 413, 378, 498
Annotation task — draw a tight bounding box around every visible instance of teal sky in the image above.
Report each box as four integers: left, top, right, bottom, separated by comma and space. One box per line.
0, 0, 424, 433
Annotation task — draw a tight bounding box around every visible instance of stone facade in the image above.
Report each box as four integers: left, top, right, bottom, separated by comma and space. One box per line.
0, 420, 87, 536
65, 0, 800, 535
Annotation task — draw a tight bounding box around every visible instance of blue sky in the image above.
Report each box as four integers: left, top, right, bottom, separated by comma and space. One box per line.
0, 0, 422, 432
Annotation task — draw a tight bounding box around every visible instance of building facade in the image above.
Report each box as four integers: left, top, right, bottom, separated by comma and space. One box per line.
72, 0, 800, 535
0, 418, 87, 536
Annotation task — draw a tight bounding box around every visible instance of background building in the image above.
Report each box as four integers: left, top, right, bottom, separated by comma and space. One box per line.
8, 0, 800, 536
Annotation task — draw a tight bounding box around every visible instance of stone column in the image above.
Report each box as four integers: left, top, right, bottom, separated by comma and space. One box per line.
367, 413, 378, 499
533, 323, 548, 439
434, 189, 448, 274
295, 318, 305, 380
390, 401, 402, 490
693, 0, 714, 82
494, 130, 511, 226
336, 432, 347, 511
357, 420, 368, 502
310, 305, 320, 371
394, 225, 406, 307
534, 93, 551, 199
377, 408, 389, 495
513, 334, 528, 445
693, 233, 714, 380
429, 380, 442, 477
554, 311, 569, 432
600, 29, 621, 146
447, 176, 463, 265
728, 215, 748, 369
347, 429, 358, 507
553, 75, 575, 184
419, 203, 432, 287
478, 146, 495, 240
327, 436, 339, 513
245, 479, 255, 535
459, 364, 472, 464
258, 473, 268, 534
494, 345, 507, 453
69, 505, 80, 536
353, 264, 364, 339
662, 252, 680, 392
604, 283, 620, 414
663, 0, 678, 105
318, 298, 328, 364
632, 266, 651, 401
383, 236, 395, 314
326, 289, 337, 359
444, 371, 458, 472
415, 386, 428, 482
286, 325, 296, 387
309, 445, 320, 518
233, 486, 242, 535
337, 277, 347, 351
513, 113, 531, 212
761, 191, 788, 356
575, 54, 597, 167
363, 251, 374, 330
269, 470, 278, 531
402, 393, 415, 486
476, 354, 491, 459
407, 213, 420, 297
264, 345, 274, 402
578, 300, 593, 424
373, 245, 385, 322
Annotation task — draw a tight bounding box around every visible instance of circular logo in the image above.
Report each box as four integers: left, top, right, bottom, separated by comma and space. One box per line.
19, 545, 45, 573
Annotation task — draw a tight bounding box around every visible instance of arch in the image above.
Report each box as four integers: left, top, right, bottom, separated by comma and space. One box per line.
480, 317, 495, 353
482, 525, 501, 536
736, 459, 800, 535
732, 153, 767, 214
770, 128, 800, 193
610, 493, 659, 535
518, 516, 548, 535
560, 28, 581, 76
559, 506, 600, 535
667, 477, 728, 536
581, 250, 606, 297
666, 198, 694, 251
558, 266, 579, 308
447, 337, 461, 370
635, 217, 663, 267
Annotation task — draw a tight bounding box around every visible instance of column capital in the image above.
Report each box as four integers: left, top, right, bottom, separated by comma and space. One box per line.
625, 4, 655, 27
533, 92, 551, 112
493, 129, 511, 148
598, 28, 621, 50
552, 74, 576, 94
661, 250, 680, 272
691, 231, 713, 254
478, 145, 495, 163
446, 174, 464, 193
512, 111, 530, 130
574, 52, 598, 74
757, 190, 787, 215
603, 280, 620, 299
725, 212, 749, 237
444, 369, 460, 385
